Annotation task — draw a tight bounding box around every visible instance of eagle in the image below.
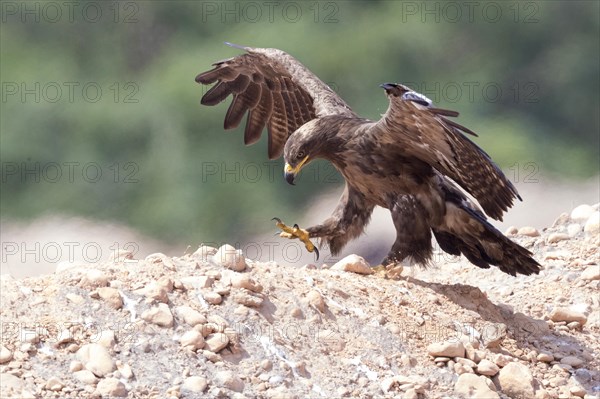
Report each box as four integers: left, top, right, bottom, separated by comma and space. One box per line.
195, 43, 540, 276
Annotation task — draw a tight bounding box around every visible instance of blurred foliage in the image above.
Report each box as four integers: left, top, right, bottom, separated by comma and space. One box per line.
1, 0, 599, 245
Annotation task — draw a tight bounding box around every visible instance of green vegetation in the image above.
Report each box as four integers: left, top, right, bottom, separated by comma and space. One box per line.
1, 1, 598, 245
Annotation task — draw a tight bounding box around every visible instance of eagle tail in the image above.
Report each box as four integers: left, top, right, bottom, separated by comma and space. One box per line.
434, 203, 541, 276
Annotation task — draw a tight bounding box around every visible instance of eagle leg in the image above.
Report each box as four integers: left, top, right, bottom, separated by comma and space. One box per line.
272, 217, 319, 260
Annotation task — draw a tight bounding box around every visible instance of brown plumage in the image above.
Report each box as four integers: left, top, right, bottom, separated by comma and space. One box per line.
195, 44, 541, 276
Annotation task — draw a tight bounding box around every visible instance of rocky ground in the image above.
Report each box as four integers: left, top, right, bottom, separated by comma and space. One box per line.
0, 204, 599, 399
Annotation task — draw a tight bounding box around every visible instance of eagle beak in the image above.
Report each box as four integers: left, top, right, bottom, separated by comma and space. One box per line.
284, 155, 310, 185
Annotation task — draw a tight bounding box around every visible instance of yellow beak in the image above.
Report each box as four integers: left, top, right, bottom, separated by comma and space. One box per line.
284, 155, 309, 185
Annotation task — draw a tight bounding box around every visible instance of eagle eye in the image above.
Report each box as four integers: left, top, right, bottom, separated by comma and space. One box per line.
297, 151, 305, 159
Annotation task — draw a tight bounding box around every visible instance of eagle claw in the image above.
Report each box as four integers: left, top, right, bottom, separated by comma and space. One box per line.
272, 217, 319, 260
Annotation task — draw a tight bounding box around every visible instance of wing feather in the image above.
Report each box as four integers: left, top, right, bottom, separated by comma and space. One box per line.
196, 46, 356, 159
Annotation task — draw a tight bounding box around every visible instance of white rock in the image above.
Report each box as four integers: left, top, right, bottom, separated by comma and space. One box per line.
141, 282, 169, 303
233, 290, 263, 307
73, 369, 99, 385
97, 330, 116, 349
0, 345, 13, 364
518, 226, 540, 237
331, 254, 374, 274
306, 290, 326, 312
549, 307, 587, 325
197, 276, 215, 289
580, 266, 600, 281
116, 361, 134, 380
231, 274, 263, 292
194, 245, 218, 261
567, 223, 582, 237
584, 211, 600, 235
81, 269, 109, 288
493, 354, 512, 367
202, 291, 223, 305
183, 376, 208, 393
560, 356, 584, 368
96, 377, 128, 397
141, 303, 174, 327
537, 352, 554, 362
454, 373, 499, 399
204, 333, 229, 353
213, 245, 246, 271
505, 226, 518, 236
69, 360, 83, 372
215, 370, 244, 392
427, 341, 465, 358
180, 330, 205, 350
45, 377, 64, 391
497, 362, 535, 399
476, 359, 499, 376
95, 287, 123, 309
547, 233, 569, 244
175, 306, 206, 326
77, 343, 115, 377
571, 204, 594, 221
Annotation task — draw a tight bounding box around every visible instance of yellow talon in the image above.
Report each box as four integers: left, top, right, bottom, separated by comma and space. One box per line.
272, 218, 319, 260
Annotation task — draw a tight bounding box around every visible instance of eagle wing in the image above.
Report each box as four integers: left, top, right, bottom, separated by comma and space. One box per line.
378, 84, 520, 221
195, 44, 357, 159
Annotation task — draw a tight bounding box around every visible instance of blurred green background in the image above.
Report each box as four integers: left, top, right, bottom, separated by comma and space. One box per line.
1, 0, 599, 246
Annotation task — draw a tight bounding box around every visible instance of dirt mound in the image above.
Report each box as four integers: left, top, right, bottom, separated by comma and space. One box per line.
1, 205, 599, 398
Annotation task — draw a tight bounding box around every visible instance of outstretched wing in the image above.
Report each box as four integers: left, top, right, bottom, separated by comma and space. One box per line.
195, 44, 356, 159
378, 84, 520, 221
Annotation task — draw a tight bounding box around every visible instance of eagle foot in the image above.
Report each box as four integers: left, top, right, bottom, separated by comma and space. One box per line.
272, 217, 319, 260
371, 263, 404, 279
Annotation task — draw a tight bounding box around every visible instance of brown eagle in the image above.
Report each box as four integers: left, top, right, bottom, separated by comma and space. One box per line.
195, 43, 540, 276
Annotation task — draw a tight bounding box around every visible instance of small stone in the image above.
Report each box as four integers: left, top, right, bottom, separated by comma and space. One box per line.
204, 333, 229, 353
537, 352, 554, 362
317, 329, 345, 352
505, 226, 518, 235
571, 204, 594, 221
549, 307, 587, 325
175, 306, 206, 326
231, 274, 263, 292
261, 359, 273, 371
81, 269, 109, 288
548, 233, 569, 244
404, 388, 418, 399
497, 362, 535, 398
518, 226, 540, 237
77, 343, 115, 377
331, 254, 373, 275
141, 303, 174, 327
290, 306, 304, 318
202, 291, 223, 305
0, 345, 13, 364
180, 330, 205, 350
194, 245, 218, 261
584, 211, 600, 235
233, 290, 263, 307
481, 323, 507, 348
560, 356, 584, 368
66, 293, 85, 304
183, 376, 208, 393
197, 276, 215, 289
73, 370, 99, 385
307, 290, 326, 312
567, 223, 582, 237
580, 266, 600, 281
493, 354, 512, 367
95, 287, 123, 309
215, 371, 244, 392
116, 362, 134, 380
96, 377, 128, 397
427, 341, 465, 358
454, 362, 474, 374
45, 377, 64, 391
567, 321, 582, 330
476, 359, 499, 376
213, 245, 246, 271
454, 373, 499, 399
553, 212, 570, 226
97, 330, 115, 349
141, 282, 169, 303
69, 360, 83, 372
569, 384, 587, 397
434, 357, 451, 362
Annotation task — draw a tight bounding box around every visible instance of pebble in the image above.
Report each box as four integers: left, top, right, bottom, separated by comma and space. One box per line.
560, 356, 584, 368
202, 291, 223, 305
69, 360, 83, 372
497, 362, 535, 398
231, 274, 263, 292
179, 330, 205, 350
549, 307, 587, 325
213, 245, 246, 271
518, 226, 540, 237
260, 359, 273, 371
307, 290, 326, 312
568, 223, 582, 237
183, 376, 208, 393
584, 211, 599, 235
175, 306, 207, 326
493, 354, 512, 367
97, 330, 116, 349
93, 287, 122, 309
73, 370, 98, 385
481, 323, 507, 348
215, 370, 244, 392
204, 333, 229, 353
453, 362, 473, 375
141, 303, 174, 327
96, 377, 128, 397
331, 254, 374, 275
580, 266, 600, 281
142, 282, 169, 303
197, 276, 215, 289
76, 343, 115, 377
548, 233, 569, 243
476, 359, 499, 376
116, 361, 134, 380
81, 269, 109, 288
427, 341, 465, 358
571, 204, 594, 221
454, 373, 499, 399
233, 290, 263, 307
537, 352, 554, 362
0, 345, 13, 364
44, 376, 64, 391
569, 384, 587, 397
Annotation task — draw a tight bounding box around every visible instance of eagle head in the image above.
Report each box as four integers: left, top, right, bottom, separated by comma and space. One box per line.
283, 120, 332, 185
380, 83, 432, 106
